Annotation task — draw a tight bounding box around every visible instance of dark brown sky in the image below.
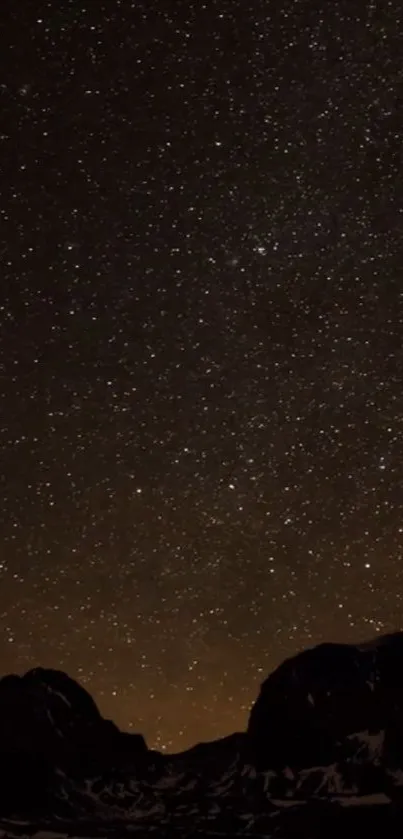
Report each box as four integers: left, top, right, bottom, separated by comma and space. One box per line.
0, 0, 402, 752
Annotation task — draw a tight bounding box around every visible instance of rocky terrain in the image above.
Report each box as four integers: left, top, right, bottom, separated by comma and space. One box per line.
2, 633, 403, 837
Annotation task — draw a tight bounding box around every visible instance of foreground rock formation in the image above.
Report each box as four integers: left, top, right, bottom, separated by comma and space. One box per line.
2, 634, 403, 837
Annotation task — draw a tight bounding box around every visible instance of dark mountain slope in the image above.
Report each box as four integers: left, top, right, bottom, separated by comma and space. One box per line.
1, 634, 403, 835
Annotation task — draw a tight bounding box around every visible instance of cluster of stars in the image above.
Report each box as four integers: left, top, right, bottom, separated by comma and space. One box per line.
0, 1, 402, 751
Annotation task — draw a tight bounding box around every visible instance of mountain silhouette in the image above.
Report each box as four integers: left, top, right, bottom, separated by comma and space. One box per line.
1, 634, 403, 836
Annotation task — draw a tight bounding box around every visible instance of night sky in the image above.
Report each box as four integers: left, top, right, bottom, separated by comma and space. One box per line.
0, 0, 402, 752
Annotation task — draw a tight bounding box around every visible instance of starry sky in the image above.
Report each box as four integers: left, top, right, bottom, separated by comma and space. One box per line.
0, 0, 402, 752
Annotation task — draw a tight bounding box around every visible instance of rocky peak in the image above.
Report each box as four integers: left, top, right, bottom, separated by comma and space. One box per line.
0, 668, 147, 763
247, 632, 403, 770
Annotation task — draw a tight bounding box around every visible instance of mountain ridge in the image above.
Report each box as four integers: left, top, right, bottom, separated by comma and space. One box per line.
2, 631, 403, 836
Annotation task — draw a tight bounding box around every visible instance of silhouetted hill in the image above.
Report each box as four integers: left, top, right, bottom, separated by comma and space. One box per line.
2, 634, 403, 836
0, 667, 147, 764
248, 635, 403, 775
